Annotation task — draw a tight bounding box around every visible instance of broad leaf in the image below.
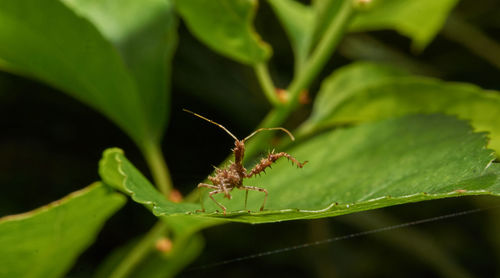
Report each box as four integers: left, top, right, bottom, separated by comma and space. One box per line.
0, 183, 126, 278
99, 115, 500, 224
300, 62, 500, 154
61, 0, 177, 141
174, 0, 271, 65
350, 0, 459, 50
0, 0, 163, 147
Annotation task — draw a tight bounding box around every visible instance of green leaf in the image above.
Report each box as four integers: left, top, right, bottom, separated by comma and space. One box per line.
61, 0, 178, 141
99, 148, 200, 214
350, 0, 459, 50
99, 116, 500, 224
98, 147, 223, 225
99, 148, 222, 276
0, 0, 168, 147
267, 0, 314, 71
301, 61, 411, 132
174, 0, 271, 65
0, 183, 126, 278
267, 0, 348, 72
300, 62, 500, 154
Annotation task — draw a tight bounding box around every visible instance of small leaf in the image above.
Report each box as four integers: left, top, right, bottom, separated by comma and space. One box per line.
301, 61, 411, 133
350, 0, 459, 50
268, 0, 314, 71
300, 62, 500, 154
310, 0, 347, 50
100, 116, 500, 224
0, 183, 126, 278
174, 0, 271, 65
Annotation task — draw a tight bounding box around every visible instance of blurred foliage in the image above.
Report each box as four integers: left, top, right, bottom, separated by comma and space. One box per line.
1, 0, 500, 277
0, 183, 125, 278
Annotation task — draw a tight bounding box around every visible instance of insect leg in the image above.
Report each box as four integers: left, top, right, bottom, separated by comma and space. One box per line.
197, 183, 219, 212
245, 190, 249, 209
240, 186, 268, 211
209, 190, 227, 215
198, 183, 218, 189
246, 152, 308, 178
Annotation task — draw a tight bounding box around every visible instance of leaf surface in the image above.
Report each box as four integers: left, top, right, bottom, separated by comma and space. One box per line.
61, 0, 177, 141
350, 0, 459, 50
99, 148, 200, 214
174, 0, 271, 65
0, 183, 126, 278
268, 0, 314, 71
99, 115, 500, 224
300, 62, 500, 154
0, 0, 172, 147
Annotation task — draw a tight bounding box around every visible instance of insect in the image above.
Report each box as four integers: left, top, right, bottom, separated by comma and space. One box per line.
184, 109, 308, 214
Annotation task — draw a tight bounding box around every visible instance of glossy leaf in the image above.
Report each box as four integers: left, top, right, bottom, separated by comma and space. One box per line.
0, 183, 126, 278
61, 0, 178, 141
350, 0, 459, 50
0, 0, 169, 147
174, 0, 271, 65
99, 115, 500, 224
300, 62, 500, 154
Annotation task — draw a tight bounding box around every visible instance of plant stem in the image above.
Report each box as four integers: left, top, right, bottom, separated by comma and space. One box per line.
111, 144, 172, 277
287, 0, 354, 110
254, 62, 281, 106
142, 141, 173, 197
109, 220, 168, 278
244, 0, 356, 160
442, 14, 500, 70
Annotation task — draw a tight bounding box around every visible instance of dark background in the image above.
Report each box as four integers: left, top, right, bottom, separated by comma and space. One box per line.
1, 0, 500, 277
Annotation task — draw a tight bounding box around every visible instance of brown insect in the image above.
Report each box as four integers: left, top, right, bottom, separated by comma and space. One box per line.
184, 109, 308, 214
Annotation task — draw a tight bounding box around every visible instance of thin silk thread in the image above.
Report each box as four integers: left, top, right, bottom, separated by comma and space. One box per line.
187, 205, 499, 272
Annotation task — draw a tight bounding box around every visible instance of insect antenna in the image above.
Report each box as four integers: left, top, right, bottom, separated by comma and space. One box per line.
183, 109, 239, 141
243, 127, 295, 142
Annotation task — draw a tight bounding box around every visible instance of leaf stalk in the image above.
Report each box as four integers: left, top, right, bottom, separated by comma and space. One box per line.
244, 0, 356, 160
109, 221, 168, 278
142, 141, 173, 197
